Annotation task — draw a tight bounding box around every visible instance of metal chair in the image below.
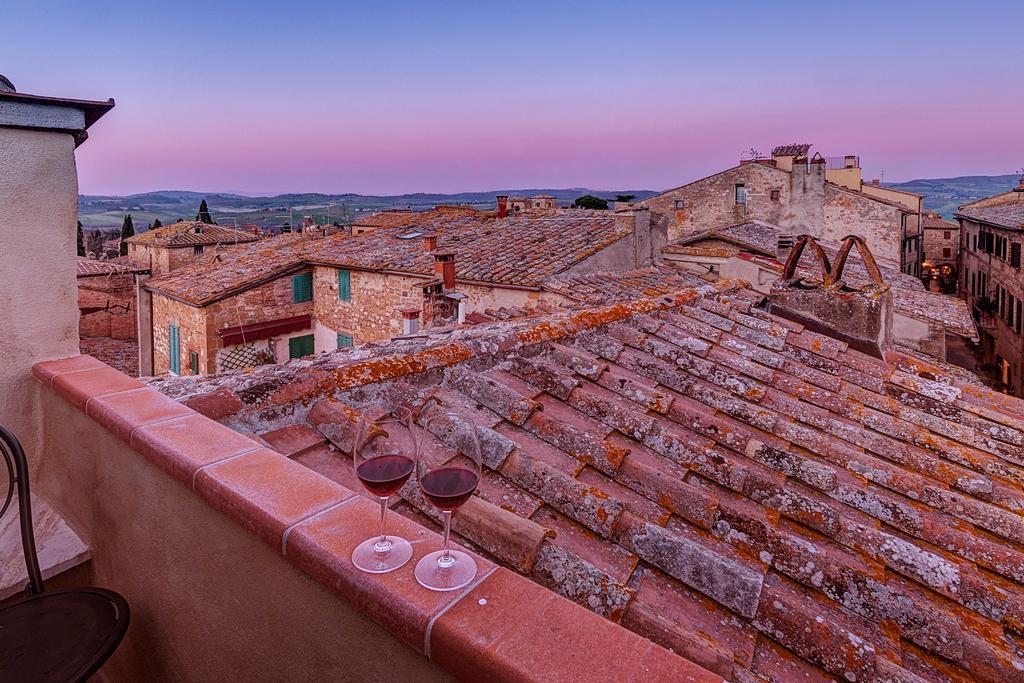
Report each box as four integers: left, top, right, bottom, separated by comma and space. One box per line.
0, 425, 130, 682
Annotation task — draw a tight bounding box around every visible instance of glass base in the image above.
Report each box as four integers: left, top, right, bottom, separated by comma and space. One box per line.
414, 549, 476, 591
352, 536, 413, 574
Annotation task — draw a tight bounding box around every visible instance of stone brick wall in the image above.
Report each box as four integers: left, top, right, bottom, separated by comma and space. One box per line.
313, 268, 421, 343
923, 227, 959, 266
822, 184, 903, 264
641, 163, 790, 240
78, 274, 137, 340
152, 294, 209, 376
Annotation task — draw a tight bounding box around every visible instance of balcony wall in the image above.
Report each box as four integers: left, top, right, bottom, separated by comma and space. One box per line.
33, 380, 451, 681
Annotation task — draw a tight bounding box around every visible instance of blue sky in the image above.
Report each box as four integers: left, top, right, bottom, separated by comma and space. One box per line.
3, 1, 1021, 195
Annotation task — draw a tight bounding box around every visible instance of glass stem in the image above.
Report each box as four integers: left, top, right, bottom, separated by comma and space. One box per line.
374, 496, 392, 553
439, 510, 454, 567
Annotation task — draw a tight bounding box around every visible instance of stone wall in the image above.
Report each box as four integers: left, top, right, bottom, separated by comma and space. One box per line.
822, 184, 903, 264
152, 294, 210, 375
313, 268, 421, 343
923, 226, 959, 267
641, 162, 790, 240
78, 274, 137, 339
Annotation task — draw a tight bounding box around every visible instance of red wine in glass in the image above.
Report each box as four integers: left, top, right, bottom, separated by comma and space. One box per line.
419, 467, 478, 511
356, 454, 414, 497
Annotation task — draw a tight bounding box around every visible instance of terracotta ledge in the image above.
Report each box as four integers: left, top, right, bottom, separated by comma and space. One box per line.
32, 354, 720, 682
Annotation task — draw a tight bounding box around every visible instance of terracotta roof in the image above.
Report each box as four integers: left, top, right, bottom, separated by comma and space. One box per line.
76, 257, 148, 277
151, 281, 1024, 682
922, 213, 959, 230
145, 210, 633, 306
123, 221, 261, 248
771, 144, 811, 157
541, 265, 705, 305
957, 204, 1024, 230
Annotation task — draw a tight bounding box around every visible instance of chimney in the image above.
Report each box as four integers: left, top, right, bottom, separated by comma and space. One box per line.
399, 307, 421, 335
496, 195, 508, 218
423, 234, 437, 252
433, 250, 456, 289
769, 235, 892, 357
776, 233, 795, 261
844, 155, 859, 169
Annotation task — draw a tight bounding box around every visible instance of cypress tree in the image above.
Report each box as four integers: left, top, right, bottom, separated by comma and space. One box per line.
119, 214, 134, 256
77, 220, 85, 257
196, 199, 215, 224
152, 218, 162, 229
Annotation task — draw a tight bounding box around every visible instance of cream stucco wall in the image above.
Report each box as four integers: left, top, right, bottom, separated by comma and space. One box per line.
0, 127, 80, 464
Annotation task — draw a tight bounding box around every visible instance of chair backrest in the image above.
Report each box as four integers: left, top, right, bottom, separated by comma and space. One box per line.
0, 425, 44, 594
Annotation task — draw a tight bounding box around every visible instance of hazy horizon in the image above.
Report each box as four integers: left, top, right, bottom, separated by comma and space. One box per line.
6, 1, 1022, 196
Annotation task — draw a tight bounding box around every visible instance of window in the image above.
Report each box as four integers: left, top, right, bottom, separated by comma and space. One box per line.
734, 184, 747, 205
189, 351, 199, 375
944, 231, 952, 240
337, 332, 354, 349
770, 189, 781, 202
291, 272, 313, 303
973, 234, 977, 251
168, 324, 180, 375
674, 199, 685, 210
338, 269, 351, 301
943, 247, 952, 258
288, 334, 315, 359
193, 245, 204, 255
1017, 300, 1022, 335
971, 272, 976, 295
1012, 243, 1021, 268
1009, 295, 1017, 327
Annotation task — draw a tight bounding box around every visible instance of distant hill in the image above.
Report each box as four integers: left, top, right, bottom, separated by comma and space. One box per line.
885, 174, 1019, 219
77, 188, 656, 230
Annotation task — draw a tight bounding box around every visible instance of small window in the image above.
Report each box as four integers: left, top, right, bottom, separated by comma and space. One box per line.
337, 332, 354, 349
338, 269, 351, 301
288, 334, 315, 359
674, 199, 685, 210
189, 351, 199, 375
943, 248, 951, 258
291, 272, 313, 303
193, 245, 204, 255
1012, 242, 1021, 268
734, 184, 747, 205
944, 231, 951, 240
770, 189, 780, 202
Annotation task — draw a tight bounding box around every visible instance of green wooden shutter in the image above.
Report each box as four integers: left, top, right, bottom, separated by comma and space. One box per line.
189, 351, 199, 375
337, 333, 353, 349
288, 334, 315, 359
168, 324, 180, 374
291, 272, 313, 303
338, 269, 351, 301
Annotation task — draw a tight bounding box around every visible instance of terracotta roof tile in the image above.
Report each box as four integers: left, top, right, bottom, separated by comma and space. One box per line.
124, 220, 260, 247
957, 203, 1024, 230
151, 281, 1024, 680
146, 208, 633, 305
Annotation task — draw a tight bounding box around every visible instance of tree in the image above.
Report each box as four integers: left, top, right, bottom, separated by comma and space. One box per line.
614, 194, 636, 203
119, 214, 134, 256
196, 199, 215, 224
76, 220, 85, 257
572, 195, 608, 210
151, 218, 162, 230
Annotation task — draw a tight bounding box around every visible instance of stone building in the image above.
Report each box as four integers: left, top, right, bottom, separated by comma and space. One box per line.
922, 211, 960, 272
124, 220, 260, 275
140, 205, 663, 376
638, 144, 923, 276
506, 194, 557, 213
957, 177, 1024, 393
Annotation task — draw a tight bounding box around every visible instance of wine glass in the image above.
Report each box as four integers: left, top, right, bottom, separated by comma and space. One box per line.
350, 409, 417, 573
414, 412, 481, 591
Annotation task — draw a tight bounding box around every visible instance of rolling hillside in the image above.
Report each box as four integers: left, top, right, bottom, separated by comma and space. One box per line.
885, 174, 1019, 218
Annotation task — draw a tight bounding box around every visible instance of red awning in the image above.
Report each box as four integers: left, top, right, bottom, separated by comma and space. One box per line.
218, 314, 311, 347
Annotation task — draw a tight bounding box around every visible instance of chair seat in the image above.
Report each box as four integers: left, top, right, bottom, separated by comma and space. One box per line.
0, 587, 130, 683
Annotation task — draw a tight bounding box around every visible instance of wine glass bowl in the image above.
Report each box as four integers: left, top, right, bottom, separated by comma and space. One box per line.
414, 413, 482, 591
350, 409, 416, 574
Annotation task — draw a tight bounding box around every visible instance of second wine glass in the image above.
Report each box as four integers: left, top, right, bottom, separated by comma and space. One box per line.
350, 409, 417, 574
414, 413, 481, 592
